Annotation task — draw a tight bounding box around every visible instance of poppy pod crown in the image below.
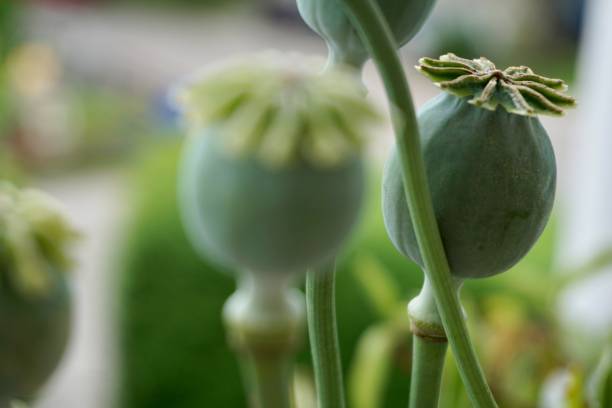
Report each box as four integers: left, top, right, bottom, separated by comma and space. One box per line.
176, 52, 379, 169
0, 182, 78, 298
416, 53, 576, 116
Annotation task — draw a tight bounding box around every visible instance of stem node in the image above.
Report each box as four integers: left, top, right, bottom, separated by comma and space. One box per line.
224, 272, 304, 408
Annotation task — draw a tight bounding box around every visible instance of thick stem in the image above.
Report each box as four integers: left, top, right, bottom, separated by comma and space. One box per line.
245, 351, 294, 408
337, 0, 497, 406
303, 49, 359, 408
407, 277, 458, 408
224, 273, 304, 408
409, 336, 448, 408
306, 261, 346, 408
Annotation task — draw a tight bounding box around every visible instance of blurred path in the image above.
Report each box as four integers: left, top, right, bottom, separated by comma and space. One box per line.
33, 172, 125, 408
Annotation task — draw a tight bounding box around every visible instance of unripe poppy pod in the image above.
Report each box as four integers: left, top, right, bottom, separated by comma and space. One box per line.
0, 183, 76, 403
383, 54, 575, 279
297, 0, 436, 67
177, 54, 379, 277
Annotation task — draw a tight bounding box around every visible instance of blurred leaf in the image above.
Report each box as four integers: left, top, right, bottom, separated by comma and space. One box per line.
0, 0, 21, 63
348, 324, 397, 408
292, 365, 316, 408
561, 247, 612, 285
352, 254, 402, 320
588, 345, 612, 408
439, 349, 471, 408
565, 367, 588, 408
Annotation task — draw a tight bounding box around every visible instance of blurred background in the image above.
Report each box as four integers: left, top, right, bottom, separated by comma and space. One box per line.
1, 0, 611, 407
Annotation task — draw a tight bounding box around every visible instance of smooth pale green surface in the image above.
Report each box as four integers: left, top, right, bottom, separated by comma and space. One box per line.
409, 336, 447, 408
297, 0, 435, 67
179, 128, 364, 276
383, 93, 556, 279
242, 352, 293, 408
0, 268, 70, 404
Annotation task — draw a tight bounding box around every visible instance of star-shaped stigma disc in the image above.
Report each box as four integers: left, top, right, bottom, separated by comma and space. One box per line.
177, 53, 379, 168
416, 53, 576, 116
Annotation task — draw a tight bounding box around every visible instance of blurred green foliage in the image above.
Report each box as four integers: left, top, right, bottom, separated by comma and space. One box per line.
66, 88, 147, 168
589, 346, 612, 408
0, 0, 20, 182
426, 18, 577, 84
1, 0, 147, 176
347, 215, 564, 408
0, 0, 18, 127
1, 84, 147, 175
0, 1, 20, 63
118, 140, 245, 408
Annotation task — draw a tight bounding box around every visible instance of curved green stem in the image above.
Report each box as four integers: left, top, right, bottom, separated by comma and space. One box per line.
303, 51, 358, 408
409, 336, 448, 408
337, 0, 497, 406
306, 260, 346, 408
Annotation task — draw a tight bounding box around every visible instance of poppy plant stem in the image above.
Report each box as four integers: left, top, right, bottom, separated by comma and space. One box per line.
337, 0, 498, 406
409, 335, 448, 408
306, 260, 346, 408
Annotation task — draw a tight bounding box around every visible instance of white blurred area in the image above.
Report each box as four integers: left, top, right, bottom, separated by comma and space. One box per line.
556, 0, 612, 361
5, 0, 585, 407
34, 173, 124, 408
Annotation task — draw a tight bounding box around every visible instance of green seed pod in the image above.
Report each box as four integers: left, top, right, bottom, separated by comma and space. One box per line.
297, 0, 436, 67
383, 54, 575, 279
177, 54, 378, 277
181, 131, 363, 275
0, 183, 77, 403
0, 268, 70, 406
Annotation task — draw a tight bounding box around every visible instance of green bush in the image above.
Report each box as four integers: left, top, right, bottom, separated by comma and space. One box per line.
118, 140, 244, 408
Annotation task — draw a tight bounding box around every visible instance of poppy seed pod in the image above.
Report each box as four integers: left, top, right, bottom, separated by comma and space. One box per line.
383, 54, 575, 279
177, 54, 379, 277
0, 182, 76, 403
297, 0, 436, 67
